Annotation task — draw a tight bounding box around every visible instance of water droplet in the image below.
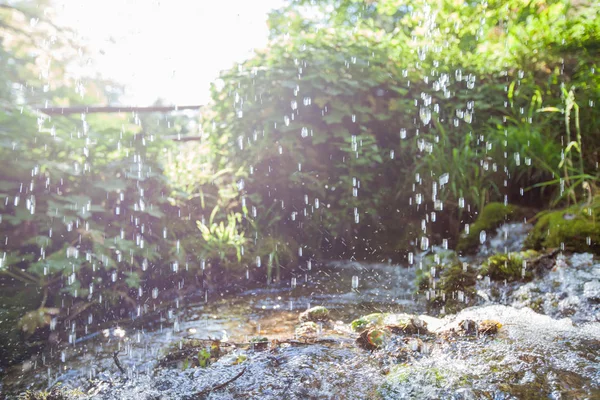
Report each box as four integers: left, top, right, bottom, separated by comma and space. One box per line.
419, 107, 431, 125
479, 230, 487, 244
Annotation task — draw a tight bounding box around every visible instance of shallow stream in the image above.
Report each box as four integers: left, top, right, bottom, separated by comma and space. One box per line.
3, 224, 600, 399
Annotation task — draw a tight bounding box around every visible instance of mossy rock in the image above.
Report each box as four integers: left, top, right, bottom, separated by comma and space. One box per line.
351, 313, 388, 332
457, 202, 524, 254
418, 262, 478, 315
386, 315, 428, 335
299, 306, 330, 322
357, 327, 387, 350
439, 263, 477, 293
525, 204, 600, 254
479, 320, 502, 335
19, 384, 84, 399
249, 336, 269, 343
382, 364, 447, 393
480, 250, 539, 281
295, 321, 319, 338
351, 313, 427, 335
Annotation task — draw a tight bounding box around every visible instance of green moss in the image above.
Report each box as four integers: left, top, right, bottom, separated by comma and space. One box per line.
481, 250, 538, 281
299, 306, 330, 322
525, 203, 600, 253
351, 313, 388, 332
439, 263, 477, 293
295, 321, 319, 337
249, 336, 268, 343
18, 384, 84, 400
386, 365, 446, 386
417, 262, 478, 315
457, 202, 523, 254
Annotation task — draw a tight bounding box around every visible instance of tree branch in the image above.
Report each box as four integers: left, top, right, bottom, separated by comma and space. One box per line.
38, 105, 204, 116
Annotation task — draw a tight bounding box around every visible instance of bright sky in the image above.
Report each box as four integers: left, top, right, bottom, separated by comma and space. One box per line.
54, 0, 283, 106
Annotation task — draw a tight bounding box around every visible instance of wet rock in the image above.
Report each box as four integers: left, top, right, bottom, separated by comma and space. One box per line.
295, 321, 319, 338
351, 313, 427, 335
249, 336, 269, 350
155, 379, 173, 391
299, 306, 329, 322
479, 222, 533, 255
357, 327, 387, 350
386, 314, 428, 335
558, 295, 580, 316
583, 281, 600, 302
49, 304, 600, 399
381, 305, 600, 399
457, 202, 528, 254
505, 253, 600, 323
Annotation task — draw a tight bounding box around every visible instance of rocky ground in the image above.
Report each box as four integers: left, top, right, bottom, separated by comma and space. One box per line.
27, 301, 599, 399
15, 222, 600, 399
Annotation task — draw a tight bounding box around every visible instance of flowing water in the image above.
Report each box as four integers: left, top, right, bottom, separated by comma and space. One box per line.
3, 225, 600, 398
1, 259, 422, 395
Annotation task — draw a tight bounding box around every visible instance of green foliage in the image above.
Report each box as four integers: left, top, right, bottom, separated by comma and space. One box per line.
197, 348, 211, 368
533, 86, 599, 206
202, 0, 600, 262
0, 1, 206, 362
197, 207, 246, 267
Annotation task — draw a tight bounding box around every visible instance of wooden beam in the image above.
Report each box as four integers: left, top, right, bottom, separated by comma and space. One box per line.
164, 135, 204, 142
38, 105, 203, 116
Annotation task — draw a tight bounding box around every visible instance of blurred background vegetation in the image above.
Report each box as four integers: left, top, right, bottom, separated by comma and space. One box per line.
0, 0, 598, 365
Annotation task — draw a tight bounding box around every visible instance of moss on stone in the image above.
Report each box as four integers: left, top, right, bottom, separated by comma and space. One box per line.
351, 313, 388, 332
417, 262, 478, 315
299, 306, 330, 322
19, 385, 84, 400
525, 203, 600, 253
457, 202, 523, 254
295, 321, 319, 337
480, 250, 539, 281
249, 336, 269, 343
384, 364, 447, 387
439, 263, 478, 293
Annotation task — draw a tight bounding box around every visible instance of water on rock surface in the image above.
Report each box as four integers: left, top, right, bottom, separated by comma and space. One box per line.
4, 225, 600, 398
2, 261, 421, 395
49, 305, 600, 399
